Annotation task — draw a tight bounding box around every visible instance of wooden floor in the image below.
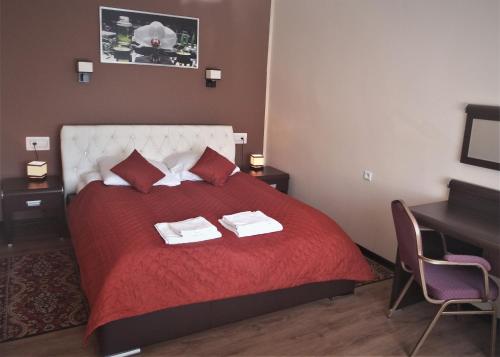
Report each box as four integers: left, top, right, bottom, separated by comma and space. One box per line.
0, 237, 496, 356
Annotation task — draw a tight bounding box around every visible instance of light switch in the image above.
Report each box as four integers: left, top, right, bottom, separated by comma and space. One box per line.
26, 137, 50, 151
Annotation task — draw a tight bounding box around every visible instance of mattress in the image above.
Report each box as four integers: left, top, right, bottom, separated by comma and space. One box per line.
67, 172, 373, 339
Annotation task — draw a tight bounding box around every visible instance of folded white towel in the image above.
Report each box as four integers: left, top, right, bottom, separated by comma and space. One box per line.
219, 219, 282, 238
155, 217, 221, 245
219, 211, 283, 238
169, 216, 218, 239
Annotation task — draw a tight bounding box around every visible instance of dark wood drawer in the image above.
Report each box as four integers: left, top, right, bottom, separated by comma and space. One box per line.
241, 166, 290, 194
3, 192, 62, 212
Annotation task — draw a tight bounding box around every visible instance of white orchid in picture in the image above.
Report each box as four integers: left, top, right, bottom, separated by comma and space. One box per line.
134, 21, 177, 50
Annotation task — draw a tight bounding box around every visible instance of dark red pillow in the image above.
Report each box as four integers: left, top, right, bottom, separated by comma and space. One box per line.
111, 150, 165, 193
189, 147, 236, 186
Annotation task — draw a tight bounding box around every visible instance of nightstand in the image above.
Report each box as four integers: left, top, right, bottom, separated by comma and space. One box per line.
242, 166, 290, 194
1, 176, 65, 246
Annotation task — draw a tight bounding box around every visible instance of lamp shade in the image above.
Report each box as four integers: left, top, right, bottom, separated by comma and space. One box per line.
249, 154, 264, 169
205, 69, 222, 80
27, 161, 47, 180
77, 61, 93, 73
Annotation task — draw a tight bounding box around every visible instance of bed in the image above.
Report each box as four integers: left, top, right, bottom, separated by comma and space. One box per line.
61, 125, 373, 356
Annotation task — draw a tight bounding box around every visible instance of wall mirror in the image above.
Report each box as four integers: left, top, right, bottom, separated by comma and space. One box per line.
460, 104, 500, 171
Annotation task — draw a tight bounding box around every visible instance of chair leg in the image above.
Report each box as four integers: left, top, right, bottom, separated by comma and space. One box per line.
491, 305, 497, 357
388, 275, 414, 318
410, 303, 447, 357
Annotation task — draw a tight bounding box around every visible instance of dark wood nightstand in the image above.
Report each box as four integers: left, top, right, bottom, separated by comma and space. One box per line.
242, 166, 290, 194
1, 176, 65, 246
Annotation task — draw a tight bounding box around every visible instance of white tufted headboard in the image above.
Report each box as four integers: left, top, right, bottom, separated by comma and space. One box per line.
61, 125, 235, 195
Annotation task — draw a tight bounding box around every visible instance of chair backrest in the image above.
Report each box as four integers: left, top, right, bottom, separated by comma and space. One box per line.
391, 200, 424, 283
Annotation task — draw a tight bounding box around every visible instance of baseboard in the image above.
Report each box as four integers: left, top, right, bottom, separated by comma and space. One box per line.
357, 244, 395, 271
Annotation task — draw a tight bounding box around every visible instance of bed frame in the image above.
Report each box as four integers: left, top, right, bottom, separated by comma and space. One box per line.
60, 125, 356, 356
97, 280, 354, 356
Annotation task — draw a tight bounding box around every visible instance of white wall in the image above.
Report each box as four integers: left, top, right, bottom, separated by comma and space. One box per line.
266, 0, 500, 261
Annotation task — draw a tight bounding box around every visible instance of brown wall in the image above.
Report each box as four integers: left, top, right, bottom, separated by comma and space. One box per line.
0, 0, 271, 177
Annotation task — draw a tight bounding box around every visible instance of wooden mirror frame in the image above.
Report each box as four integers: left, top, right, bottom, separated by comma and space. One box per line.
460, 104, 500, 171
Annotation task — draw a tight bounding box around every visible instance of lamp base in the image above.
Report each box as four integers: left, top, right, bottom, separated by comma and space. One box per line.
28, 174, 47, 181
250, 165, 264, 170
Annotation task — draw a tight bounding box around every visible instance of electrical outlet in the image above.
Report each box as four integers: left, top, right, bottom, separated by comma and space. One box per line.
233, 133, 248, 145
363, 170, 373, 182
26, 137, 50, 151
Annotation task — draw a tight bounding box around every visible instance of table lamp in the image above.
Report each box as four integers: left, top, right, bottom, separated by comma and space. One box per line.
27, 143, 47, 180
250, 154, 265, 169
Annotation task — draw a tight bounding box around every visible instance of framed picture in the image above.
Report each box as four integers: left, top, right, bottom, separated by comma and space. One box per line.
99, 6, 199, 68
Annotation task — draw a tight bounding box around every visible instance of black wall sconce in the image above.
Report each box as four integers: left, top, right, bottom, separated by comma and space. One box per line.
77, 60, 93, 83
205, 68, 222, 88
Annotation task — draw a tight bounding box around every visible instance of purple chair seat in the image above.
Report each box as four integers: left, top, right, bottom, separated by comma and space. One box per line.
423, 263, 499, 301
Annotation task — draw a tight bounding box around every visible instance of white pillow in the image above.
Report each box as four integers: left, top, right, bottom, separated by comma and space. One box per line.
76, 171, 103, 193
232, 166, 241, 175
164, 150, 240, 182
164, 151, 203, 181
97, 155, 181, 187
151, 160, 181, 187
98, 156, 129, 186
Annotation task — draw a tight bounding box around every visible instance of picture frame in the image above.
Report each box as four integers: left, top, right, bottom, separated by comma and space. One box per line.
99, 6, 199, 69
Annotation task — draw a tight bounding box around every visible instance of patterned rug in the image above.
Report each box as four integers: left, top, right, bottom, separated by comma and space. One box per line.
0, 248, 391, 343
0, 248, 88, 343
358, 257, 394, 287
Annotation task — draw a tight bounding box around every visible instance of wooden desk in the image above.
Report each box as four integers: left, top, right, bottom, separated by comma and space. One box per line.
411, 201, 500, 275
390, 179, 500, 309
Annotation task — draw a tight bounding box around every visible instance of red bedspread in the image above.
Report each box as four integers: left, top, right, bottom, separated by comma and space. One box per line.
68, 173, 373, 339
